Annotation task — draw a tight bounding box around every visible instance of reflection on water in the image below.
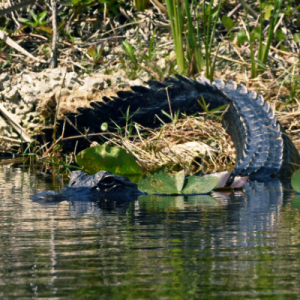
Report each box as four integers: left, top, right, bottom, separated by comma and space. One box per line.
1, 163, 300, 299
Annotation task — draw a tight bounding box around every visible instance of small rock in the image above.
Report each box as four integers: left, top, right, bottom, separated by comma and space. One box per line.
157, 58, 166, 69
4, 87, 19, 102
79, 77, 106, 91
65, 72, 82, 89
0, 73, 9, 83
3, 81, 11, 90
129, 79, 143, 86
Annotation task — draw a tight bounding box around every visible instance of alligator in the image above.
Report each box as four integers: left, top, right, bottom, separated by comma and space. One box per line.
45, 75, 300, 180
32, 170, 143, 202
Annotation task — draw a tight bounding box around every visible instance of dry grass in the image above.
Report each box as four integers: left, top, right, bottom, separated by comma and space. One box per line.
105, 114, 236, 175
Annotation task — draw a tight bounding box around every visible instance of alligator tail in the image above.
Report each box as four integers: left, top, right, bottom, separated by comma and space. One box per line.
50, 75, 300, 179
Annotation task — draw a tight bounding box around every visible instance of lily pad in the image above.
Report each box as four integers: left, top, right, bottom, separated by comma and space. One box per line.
291, 170, 300, 193
138, 170, 185, 194
182, 176, 219, 194
76, 145, 142, 176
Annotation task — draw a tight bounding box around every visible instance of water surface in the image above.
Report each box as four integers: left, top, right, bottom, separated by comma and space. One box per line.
1, 163, 300, 299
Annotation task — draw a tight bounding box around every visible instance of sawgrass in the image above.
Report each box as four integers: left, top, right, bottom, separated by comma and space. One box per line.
165, 0, 185, 73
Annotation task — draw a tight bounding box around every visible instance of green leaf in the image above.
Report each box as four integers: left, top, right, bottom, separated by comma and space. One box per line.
18, 18, 35, 26
251, 27, 261, 41
138, 170, 185, 194
254, 59, 268, 70
87, 46, 97, 58
197, 97, 227, 117
276, 30, 286, 42
294, 33, 300, 43
264, 5, 273, 20
57, 21, 66, 32
148, 28, 157, 58
291, 170, 300, 193
38, 11, 48, 23
237, 30, 248, 45
122, 41, 137, 63
197, 97, 209, 113
279, 44, 286, 52
221, 15, 234, 30
101, 122, 108, 131
29, 10, 38, 23
207, 104, 228, 115
161, 109, 173, 121
37, 26, 52, 34
61, 1, 75, 6
76, 144, 142, 176
182, 175, 219, 194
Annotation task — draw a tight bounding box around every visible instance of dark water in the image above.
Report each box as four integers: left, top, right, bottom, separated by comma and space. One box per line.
1, 163, 300, 299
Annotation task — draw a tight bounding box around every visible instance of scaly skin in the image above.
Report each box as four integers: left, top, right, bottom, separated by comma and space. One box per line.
32, 170, 143, 202
54, 75, 300, 179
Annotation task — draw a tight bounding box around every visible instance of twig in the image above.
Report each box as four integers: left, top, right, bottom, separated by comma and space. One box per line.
50, 0, 58, 68
7, 0, 20, 27
0, 136, 22, 144
166, 87, 173, 120
40, 136, 62, 158
139, 65, 160, 80
239, 0, 259, 19
0, 30, 47, 63
274, 13, 284, 33
121, 140, 148, 171
13, 33, 49, 41
96, 20, 144, 37
211, 53, 250, 66
65, 116, 92, 144
62, 132, 117, 141
86, 36, 126, 46
135, 124, 147, 147
53, 69, 67, 132
40, 119, 66, 158
57, 58, 87, 70
0, 0, 35, 16
228, 3, 242, 18
150, 0, 168, 16
0, 103, 32, 142
61, 41, 95, 61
